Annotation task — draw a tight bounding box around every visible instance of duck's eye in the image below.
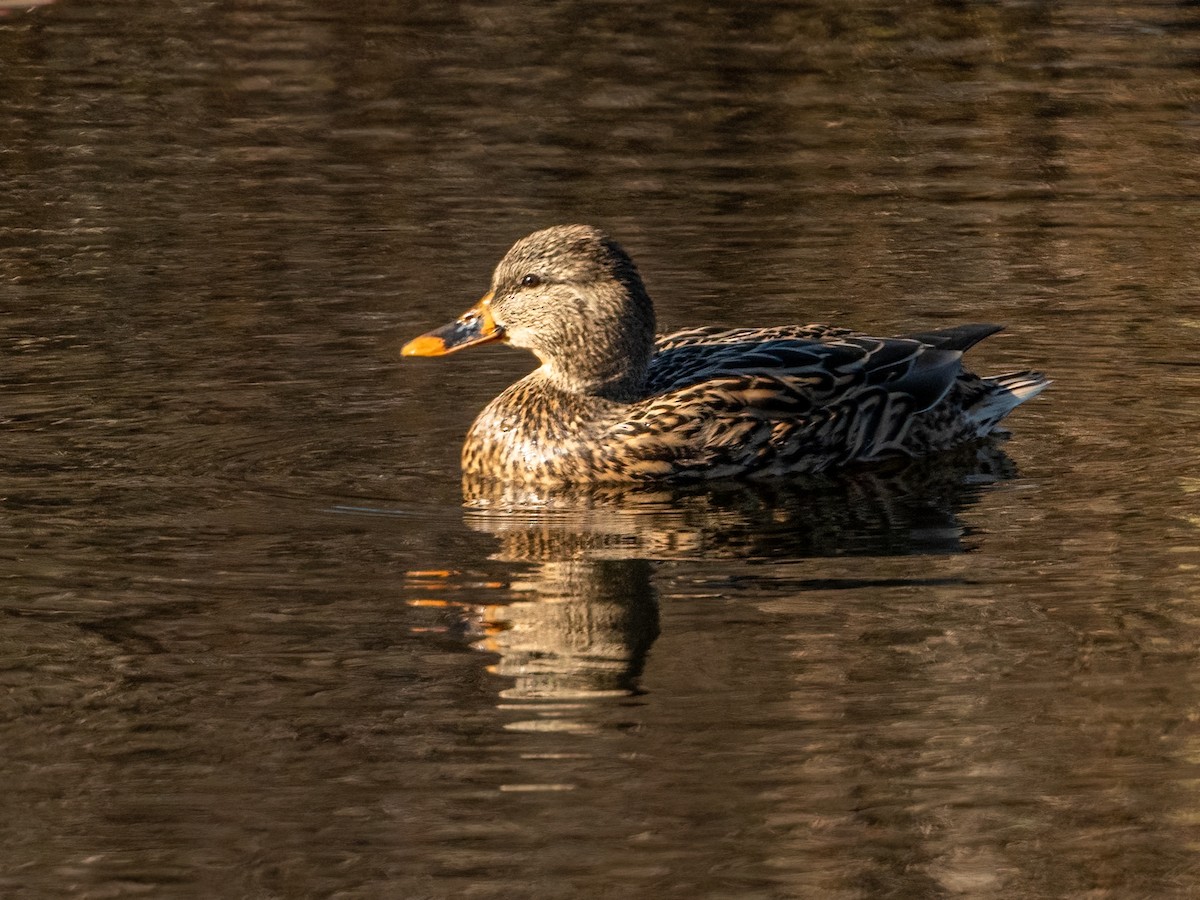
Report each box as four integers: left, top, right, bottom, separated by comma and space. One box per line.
521, 273, 542, 288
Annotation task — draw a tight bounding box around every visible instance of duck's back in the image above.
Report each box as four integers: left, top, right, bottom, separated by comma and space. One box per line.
613, 323, 1046, 480
646, 324, 990, 408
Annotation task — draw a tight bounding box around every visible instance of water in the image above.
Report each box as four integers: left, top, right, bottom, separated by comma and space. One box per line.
3, 0, 1199, 896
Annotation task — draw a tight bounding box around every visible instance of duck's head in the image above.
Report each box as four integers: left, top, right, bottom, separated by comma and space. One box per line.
403, 225, 657, 401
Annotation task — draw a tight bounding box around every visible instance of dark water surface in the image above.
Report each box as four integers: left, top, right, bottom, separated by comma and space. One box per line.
3, 1, 1200, 897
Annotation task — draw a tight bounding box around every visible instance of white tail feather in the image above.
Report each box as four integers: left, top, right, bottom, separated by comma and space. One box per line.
968, 371, 1051, 434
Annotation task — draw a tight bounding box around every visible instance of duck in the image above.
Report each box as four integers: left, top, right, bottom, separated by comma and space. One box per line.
402, 225, 1048, 484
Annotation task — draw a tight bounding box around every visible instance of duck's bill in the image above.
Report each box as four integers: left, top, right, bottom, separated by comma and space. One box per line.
402, 292, 505, 357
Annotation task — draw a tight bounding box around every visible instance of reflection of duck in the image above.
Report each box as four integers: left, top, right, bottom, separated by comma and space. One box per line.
464, 442, 1020, 561
425, 444, 1014, 710
404, 225, 1048, 484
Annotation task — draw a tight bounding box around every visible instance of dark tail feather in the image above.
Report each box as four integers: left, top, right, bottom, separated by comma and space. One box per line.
902, 324, 1005, 353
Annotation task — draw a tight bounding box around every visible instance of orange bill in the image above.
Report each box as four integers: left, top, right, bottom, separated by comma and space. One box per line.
402, 292, 504, 357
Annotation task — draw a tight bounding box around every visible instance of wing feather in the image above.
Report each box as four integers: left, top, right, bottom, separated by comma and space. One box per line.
607, 325, 981, 477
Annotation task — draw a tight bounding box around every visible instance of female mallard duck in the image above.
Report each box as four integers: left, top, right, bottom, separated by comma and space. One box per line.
403, 225, 1048, 484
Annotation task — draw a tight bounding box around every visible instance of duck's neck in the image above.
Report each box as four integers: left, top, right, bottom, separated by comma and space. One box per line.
537, 356, 649, 403
535, 281, 656, 403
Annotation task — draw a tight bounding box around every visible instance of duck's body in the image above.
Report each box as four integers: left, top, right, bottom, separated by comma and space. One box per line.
404, 226, 1048, 484
461, 323, 1046, 483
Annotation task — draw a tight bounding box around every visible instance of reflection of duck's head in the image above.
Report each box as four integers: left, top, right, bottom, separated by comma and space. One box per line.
404, 225, 656, 401
476, 556, 660, 706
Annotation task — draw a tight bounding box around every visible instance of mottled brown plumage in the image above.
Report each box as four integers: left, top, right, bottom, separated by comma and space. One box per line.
403, 225, 1049, 484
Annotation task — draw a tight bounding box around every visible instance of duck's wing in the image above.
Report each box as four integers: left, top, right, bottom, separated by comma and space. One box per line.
647, 325, 964, 412
613, 326, 975, 479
